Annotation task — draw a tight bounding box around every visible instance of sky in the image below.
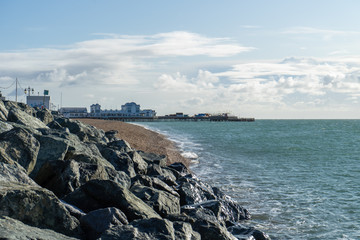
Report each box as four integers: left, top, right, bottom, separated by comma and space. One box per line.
1, 0, 360, 119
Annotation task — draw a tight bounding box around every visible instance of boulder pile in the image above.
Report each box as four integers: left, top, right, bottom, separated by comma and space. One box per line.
0, 100, 270, 240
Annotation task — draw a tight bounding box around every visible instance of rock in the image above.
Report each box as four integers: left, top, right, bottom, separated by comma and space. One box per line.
101, 218, 175, 240
168, 162, 191, 176
147, 163, 177, 182
100, 148, 136, 177
0, 100, 8, 121
107, 139, 132, 152
34, 160, 130, 198
181, 207, 238, 240
36, 108, 54, 124
7, 107, 48, 129
0, 216, 78, 240
63, 179, 162, 221
4, 101, 36, 116
0, 181, 82, 237
55, 117, 108, 144
105, 130, 118, 141
137, 150, 167, 167
177, 174, 217, 206
0, 120, 13, 134
128, 150, 148, 174
0, 127, 40, 174
131, 175, 179, 197
131, 185, 180, 217
80, 207, 128, 240
228, 224, 271, 240
0, 162, 37, 186
182, 199, 251, 226
61, 200, 86, 220
173, 221, 201, 240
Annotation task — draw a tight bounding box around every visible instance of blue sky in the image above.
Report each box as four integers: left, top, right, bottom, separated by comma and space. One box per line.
1, 0, 360, 118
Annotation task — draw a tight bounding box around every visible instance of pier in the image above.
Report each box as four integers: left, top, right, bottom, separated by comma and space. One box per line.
84, 116, 255, 122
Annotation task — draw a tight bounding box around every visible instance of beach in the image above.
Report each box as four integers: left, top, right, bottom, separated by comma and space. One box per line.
76, 118, 189, 167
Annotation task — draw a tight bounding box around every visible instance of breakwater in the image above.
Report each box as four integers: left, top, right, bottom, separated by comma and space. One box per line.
0, 100, 268, 240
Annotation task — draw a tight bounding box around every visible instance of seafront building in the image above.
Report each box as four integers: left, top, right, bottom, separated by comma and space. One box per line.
90, 102, 156, 118
59, 107, 88, 118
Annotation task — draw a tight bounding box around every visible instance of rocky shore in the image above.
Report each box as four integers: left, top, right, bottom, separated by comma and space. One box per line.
0, 100, 269, 240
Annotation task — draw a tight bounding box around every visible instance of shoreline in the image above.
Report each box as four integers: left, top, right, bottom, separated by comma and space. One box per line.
75, 118, 190, 167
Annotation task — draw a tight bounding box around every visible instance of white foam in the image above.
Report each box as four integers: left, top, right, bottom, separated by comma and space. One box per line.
181, 151, 199, 159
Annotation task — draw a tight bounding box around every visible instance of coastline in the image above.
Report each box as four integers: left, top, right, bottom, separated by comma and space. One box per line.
75, 118, 190, 167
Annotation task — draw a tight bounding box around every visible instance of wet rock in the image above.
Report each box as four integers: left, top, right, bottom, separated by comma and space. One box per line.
80, 207, 128, 240
131, 185, 180, 217
35, 160, 130, 198
101, 218, 175, 240
0, 181, 82, 237
63, 179, 161, 221
138, 150, 167, 167
0, 127, 40, 174
7, 107, 48, 129
228, 224, 271, 240
0, 216, 77, 240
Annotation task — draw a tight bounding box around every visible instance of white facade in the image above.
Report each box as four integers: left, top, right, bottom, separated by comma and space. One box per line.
27, 96, 50, 109
89, 102, 156, 118
60, 107, 88, 118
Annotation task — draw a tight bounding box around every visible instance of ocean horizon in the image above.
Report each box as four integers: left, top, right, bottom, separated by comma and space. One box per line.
137, 120, 360, 240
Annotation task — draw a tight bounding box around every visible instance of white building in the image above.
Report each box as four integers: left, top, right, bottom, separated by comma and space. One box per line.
89, 102, 156, 118
26, 96, 50, 109
59, 107, 88, 118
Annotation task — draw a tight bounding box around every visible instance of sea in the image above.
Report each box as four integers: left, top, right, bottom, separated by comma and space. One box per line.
136, 120, 360, 240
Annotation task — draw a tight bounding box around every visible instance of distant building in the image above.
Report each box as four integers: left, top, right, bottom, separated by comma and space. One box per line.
89, 102, 156, 118
27, 96, 50, 109
59, 107, 88, 118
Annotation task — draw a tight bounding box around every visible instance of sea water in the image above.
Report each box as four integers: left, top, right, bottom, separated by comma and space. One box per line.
136, 120, 360, 240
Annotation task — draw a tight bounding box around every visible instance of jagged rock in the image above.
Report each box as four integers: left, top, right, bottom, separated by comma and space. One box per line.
35, 160, 130, 198
36, 108, 54, 124
105, 130, 118, 141
131, 185, 180, 217
4, 101, 36, 116
128, 151, 148, 174
180, 207, 237, 240
0, 181, 82, 237
0, 100, 8, 121
147, 163, 177, 182
0, 127, 40, 174
173, 221, 201, 240
168, 162, 191, 177
0, 120, 13, 134
80, 207, 128, 240
107, 139, 132, 152
100, 148, 136, 177
7, 107, 48, 129
228, 224, 271, 240
101, 218, 175, 240
61, 200, 86, 220
177, 174, 217, 205
182, 199, 250, 226
138, 150, 167, 167
0, 216, 78, 240
132, 174, 179, 197
55, 117, 108, 144
63, 179, 162, 221
0, 162, 37, 186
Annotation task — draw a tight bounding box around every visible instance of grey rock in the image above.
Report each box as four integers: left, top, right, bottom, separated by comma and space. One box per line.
107, 139, 132, 152
101, 148, 136, 177
0, 216, 77, 240
137, 150, 167, 167
36, 108, 54, 124
228, 224, 271, 240
7, 107, 48, 129
0, 120, 13, 134
147, 164, 177, 182
128, 150, 148, 174
131, 175, 179, 197
173, 221, 201, 240
0, 127, 40, 174
0, 162, 37, 186
80, 207, 128, 240
0, 181, 82, 237
168, 162, 191, 176
4, 101, 36, 116
0, 100, 8, 121
35, 160, 130, 198
105, 130, 118, 141
131, 185, 180, 217
63, 179, 162, 221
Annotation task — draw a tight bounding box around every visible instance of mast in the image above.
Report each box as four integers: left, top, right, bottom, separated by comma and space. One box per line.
15, 78, 18, 102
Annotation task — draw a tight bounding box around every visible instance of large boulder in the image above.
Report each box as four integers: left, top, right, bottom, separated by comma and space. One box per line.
107, 139, 133, 152
63, 179, 162, 221
131, 175, 179, 197
0, 181, 82, 237
0, 162, 37, 186
100, 148, 136, 177
36, 108, 54, 124
228, 224, 271, 240
35, 160, 130, 198
173, 221, 201, 240
0, 216, 78, 240
137, 150, 167, 167
0, 127, 40, 174
101, 218, 175, 240
128, 151, 148, 174
7, 107, 48, 129
80, 207, 128, 240
4, 101, 36, 116
131, 185, 180, 217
